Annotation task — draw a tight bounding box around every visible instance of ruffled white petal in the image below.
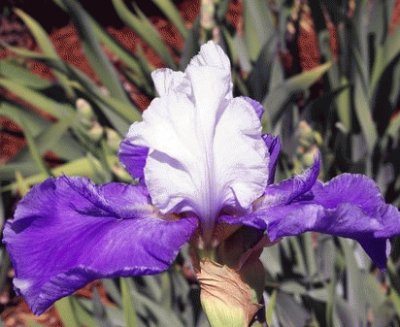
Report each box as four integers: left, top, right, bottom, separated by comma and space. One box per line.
127, 41, 269, 234
151, 68, 191, 96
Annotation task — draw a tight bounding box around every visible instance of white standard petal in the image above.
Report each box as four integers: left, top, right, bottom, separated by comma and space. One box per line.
151, 68, 191, 96
127, 42, 268, 238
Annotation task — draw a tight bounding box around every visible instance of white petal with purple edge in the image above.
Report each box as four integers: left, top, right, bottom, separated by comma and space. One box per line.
127, 41, 269, 235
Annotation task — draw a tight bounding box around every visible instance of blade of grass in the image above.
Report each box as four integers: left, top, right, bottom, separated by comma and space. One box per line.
339, 239, 367, 325
62, 0, 131, 104
92, 289, 112, 327
265, 290, 277, 326
14, 8, 74, 98
0, 102, 84, 161
179, 17, 200, 70
55, 297, 80, 327
243, 1, 273, 61
3, 155, 112, 192
0, 60, 52, 89
52, 0, 144, 79
264, 62, 332, 127
120, 278, 138, 327
0, 46, 141, 127
152, 0, 188, 39
17, 115, 51, 177
353, 75, 377, 152
34, 113, 77, 155
112, 0, 175, 68
0, 78, 74, 119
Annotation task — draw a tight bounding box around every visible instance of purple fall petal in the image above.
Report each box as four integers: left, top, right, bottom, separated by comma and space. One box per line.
223, 172, 400, 269
261, 155, 320, 206
118, 138, 149, 179
3, 176, 197, 315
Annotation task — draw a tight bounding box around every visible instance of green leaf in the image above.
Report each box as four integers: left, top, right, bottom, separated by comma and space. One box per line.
390, 288, 400, 317
53, 0, 145, 81
34, 113, 77, 154
263, 62, 332, 127
112, 0, 176, 68
61, 0, 131, 104
247, 35, 277, 101
265, 290, 277, 326
102, 280, 122, 307
68, 298, 97, 327
371, 20, 400, 93
386, 114, 400, 138
0, 101, 48, 136
17, 115, 51, 177
336, 76, 352, 131
339, 239, 367, 325
55, 297, 80, 327
0, 102, 84, 162
353, 75, 377, 152
303, 233, 317, 278
179, 17, 200, 70
0, 60, 51, 89
243, 1, 274, 61
92, 289, 113, 327
0, 78, 74, 119
120, 278, 138, 327
14, 8, 74, 98
1, 46, 141, 130
0, 163, 40, 181
152, 0, 188, 39
3, 155, 112, 191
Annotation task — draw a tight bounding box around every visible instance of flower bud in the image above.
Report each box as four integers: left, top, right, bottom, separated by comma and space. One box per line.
76, 98, 95, 128
87, 122, 104, 142
105, 128, 122, 152
195, 259, 261, 327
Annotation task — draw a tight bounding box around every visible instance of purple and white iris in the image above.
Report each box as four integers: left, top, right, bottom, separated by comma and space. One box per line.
4, 41, 400, 315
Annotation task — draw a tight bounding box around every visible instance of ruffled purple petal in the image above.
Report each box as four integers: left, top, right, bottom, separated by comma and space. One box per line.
118, 138, 148, 179
262, 134, 281, 184
261, 155, 320, 206
3, 177, 197, 315
222, 173, 400, 269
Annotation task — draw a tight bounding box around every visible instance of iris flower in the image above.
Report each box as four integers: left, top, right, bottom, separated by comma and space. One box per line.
4, 42, 400, 319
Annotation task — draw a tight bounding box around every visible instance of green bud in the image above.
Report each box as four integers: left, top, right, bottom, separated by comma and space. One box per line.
105, 128, 122, 152
76, 98, 96, 129
201, 0, 216, 30
87, 122, 104, 142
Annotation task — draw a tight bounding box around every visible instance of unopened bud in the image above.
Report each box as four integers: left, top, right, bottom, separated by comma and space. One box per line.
87, 122, 104, 142
195, 259, 261, 327
105, 128, 122, 152
76, 98, 95, 127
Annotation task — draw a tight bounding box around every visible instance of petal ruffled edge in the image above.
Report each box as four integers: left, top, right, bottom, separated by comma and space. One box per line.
3, 177, 198, 314
222, 173, 400, 269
